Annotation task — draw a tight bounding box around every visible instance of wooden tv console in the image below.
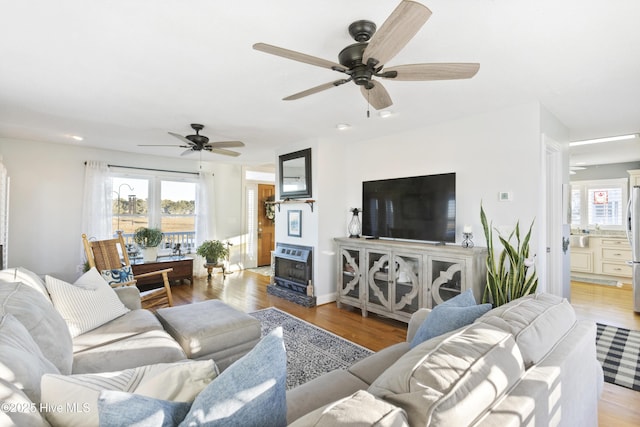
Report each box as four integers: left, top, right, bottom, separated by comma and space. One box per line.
335, 237, 487, 323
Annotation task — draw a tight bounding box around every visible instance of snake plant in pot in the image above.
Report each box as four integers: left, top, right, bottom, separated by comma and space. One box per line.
480, 204, 538, 307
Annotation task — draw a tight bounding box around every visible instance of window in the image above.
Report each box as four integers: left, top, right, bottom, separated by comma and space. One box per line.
111, 174, 197, 253
570, 178, 628, 230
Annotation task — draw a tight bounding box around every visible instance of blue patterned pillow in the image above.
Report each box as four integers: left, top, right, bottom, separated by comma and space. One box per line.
97, 327, 287, 427
100, 266, 134, 286
410, 290, 492, 348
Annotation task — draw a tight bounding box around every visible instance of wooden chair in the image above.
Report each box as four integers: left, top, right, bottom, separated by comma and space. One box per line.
82, 231, 174, 308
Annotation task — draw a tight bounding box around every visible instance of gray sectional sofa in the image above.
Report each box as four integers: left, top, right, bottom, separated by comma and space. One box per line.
287, 293, 604, 426
1, 264, 604, 426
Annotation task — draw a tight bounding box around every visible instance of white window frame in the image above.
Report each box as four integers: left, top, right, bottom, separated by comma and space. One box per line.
570, 178, 628, 231
110, 170, 199, 248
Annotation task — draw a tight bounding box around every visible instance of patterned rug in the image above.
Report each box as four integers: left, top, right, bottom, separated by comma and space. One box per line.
596, 323, 640, 391
249, 307, 373, 389
246, 266, 273, 276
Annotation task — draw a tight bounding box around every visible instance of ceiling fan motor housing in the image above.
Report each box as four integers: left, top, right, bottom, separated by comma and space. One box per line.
339, 42, 374, 86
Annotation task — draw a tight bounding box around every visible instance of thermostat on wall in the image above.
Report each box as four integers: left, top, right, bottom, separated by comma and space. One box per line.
498, 191, 512, 202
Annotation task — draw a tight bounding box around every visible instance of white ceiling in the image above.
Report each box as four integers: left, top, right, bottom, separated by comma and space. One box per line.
1, 0, 639, 167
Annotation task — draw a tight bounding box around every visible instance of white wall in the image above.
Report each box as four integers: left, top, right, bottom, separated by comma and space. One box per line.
309, 103, 549, 303
0, 137, 242, 281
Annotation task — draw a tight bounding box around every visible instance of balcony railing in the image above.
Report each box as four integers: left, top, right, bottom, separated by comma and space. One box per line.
120, 231, 196, 258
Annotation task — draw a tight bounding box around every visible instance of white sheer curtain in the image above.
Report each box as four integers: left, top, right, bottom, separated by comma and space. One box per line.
81, 161, 112, 243
194, 171, 216, 277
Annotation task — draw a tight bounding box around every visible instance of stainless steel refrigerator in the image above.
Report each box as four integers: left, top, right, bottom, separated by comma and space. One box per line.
628, 185, 640, 312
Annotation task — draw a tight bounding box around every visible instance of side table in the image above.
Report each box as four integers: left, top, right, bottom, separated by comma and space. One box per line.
204, 262, 225, 279
131, 257, 194, 291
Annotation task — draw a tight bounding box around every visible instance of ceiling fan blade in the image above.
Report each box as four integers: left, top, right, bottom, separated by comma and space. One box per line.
253, 43, 346, 72
361, 81, 393, 110
283, 79, 349, 101
168, 131, 195, 145
138, 144, 186, 147
208, 141, 245, 149
383, 63, 480, 81
363, 0, 432, 66
208, 148, 241, 157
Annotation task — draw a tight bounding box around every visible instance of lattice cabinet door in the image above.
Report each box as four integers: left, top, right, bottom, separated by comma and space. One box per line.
428, 256, 466, 307
392, 253, 422, 317
337, 246, 364, 311
366, 250, 392, 313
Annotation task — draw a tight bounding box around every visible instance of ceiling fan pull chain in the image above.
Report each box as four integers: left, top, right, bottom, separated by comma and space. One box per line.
366, 90, 371, 118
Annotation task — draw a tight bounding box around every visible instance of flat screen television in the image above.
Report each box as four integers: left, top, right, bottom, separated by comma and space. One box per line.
362, 173, 456, 243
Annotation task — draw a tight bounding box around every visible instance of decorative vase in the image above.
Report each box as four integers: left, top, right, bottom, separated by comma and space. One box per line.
142, 247, 158, 262
348, 208, 361, 238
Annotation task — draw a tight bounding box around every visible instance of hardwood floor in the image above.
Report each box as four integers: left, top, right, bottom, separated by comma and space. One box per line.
162, 272, 640, 426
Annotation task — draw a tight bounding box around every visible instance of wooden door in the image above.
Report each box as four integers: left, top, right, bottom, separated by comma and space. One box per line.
257, 184, 275, 266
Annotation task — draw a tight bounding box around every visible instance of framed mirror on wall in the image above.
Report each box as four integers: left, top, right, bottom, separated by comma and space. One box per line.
279, 148, 312, 199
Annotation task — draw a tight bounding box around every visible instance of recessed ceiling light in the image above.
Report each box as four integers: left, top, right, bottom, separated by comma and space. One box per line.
569, 133, 638, 147
71, 135, 84, 141
379, 110, 392, 118
336, 123, 350, 131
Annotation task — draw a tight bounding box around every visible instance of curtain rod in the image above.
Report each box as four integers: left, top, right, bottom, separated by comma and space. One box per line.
84, 162, 201, 176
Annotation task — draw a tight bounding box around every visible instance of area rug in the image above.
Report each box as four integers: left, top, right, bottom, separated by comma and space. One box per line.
246, 266, 272, 276
249, 307, 373, 389
596, 323, 640, 391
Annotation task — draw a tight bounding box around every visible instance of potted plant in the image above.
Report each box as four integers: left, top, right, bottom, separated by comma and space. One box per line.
480, 204, 538, 307
133, 227, 163, 262
196, 240, 228, 265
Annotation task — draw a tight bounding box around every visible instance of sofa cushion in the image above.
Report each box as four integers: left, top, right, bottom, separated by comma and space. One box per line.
0, 280, 73, 374
289, 390, 409, 427
41, 360, 218, 427
45, 268, 130, 337
0, 314, 60, 403
475, 292, 577, 367
369, 323, 525, 426
410, 289, 491, 348
72, 309, 164, 354
0, 267, 50, 300
95, 327, 287, 427
72, 329, 187, 374
348, 342, 410, 386
0, 378, 49, 427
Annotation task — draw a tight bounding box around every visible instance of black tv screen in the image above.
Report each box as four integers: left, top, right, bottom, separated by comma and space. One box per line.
362, 173, 456, 242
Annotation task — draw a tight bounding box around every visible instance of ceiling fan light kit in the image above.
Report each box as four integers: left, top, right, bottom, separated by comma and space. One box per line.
253, 0, 479, 110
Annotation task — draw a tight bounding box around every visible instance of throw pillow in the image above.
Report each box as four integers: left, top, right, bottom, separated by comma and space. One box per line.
0, 266, 50, 299
0, 280, 74, 374
41, 360, 218, 427
44, 268, 130, 337
369, 323, 525, 426
98, 391, 191, 427
0, 378, 50, 427
410, 289, 491, 348
0, 314, 60, 403
96, 327, 288, 427
100, 266, 134, 286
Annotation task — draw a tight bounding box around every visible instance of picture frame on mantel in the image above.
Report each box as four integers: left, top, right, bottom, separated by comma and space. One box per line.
287, 210, 302, 237
279, 148, 312, 199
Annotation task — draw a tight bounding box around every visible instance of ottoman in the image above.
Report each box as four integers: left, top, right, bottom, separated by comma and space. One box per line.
156, 299, 262, 371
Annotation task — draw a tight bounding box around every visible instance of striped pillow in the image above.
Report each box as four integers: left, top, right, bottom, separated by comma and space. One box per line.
41, 360, 218, 427
44, 268, 130, 337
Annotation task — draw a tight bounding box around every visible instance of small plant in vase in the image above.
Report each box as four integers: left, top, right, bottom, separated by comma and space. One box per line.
133, 227, 163, 262
196, 240, 229, 265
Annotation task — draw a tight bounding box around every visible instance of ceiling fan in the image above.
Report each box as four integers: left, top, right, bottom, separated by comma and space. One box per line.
139, 124, 245, 157
253, 0, 479, 110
